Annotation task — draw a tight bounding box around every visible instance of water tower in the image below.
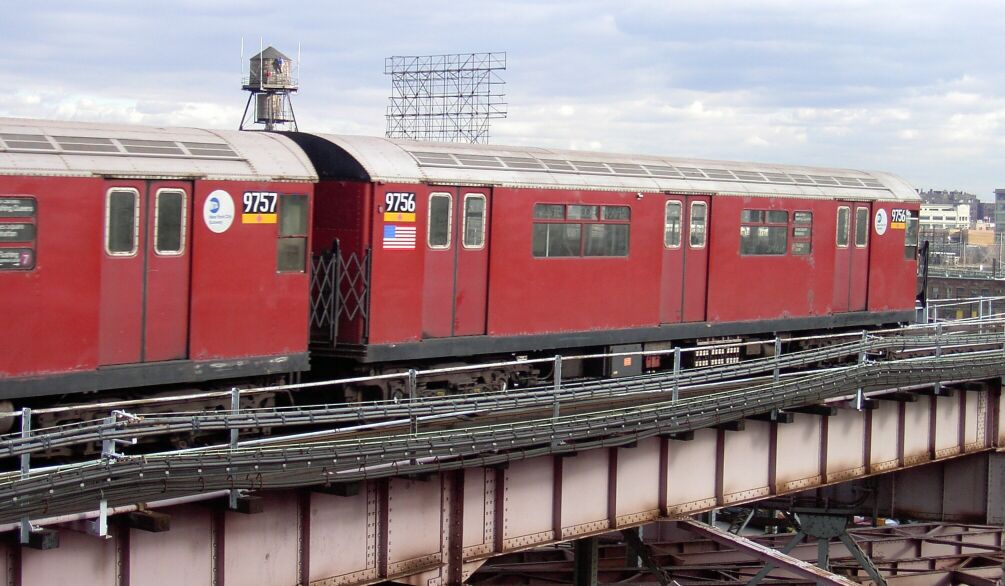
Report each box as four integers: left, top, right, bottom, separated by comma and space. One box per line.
240, 46, 298, 131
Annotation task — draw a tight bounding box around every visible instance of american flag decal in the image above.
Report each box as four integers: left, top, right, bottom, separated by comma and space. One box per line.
382, 224, 417, 250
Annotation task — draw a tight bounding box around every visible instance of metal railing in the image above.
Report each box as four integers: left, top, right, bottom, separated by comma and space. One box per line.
2, 316, 1002, 460
2, 312, 1004, 532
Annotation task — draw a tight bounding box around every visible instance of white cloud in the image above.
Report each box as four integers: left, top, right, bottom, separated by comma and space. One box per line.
1, 1, 1003, 195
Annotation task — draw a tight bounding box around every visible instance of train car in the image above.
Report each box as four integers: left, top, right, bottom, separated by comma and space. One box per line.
290, 134, 921, 399
0, 118, 317, 409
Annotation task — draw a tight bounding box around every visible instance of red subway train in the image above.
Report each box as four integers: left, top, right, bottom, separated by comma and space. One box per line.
0, 117, 921, 408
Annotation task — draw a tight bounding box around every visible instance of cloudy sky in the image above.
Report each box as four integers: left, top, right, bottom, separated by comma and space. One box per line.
2, 1, 1003, 197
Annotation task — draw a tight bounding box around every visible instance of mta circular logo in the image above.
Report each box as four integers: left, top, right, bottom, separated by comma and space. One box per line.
203, 190, 235, 234
874, 208, 888, 236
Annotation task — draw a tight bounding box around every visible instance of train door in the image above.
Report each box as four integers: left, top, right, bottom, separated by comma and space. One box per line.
660, 195, 710, 323
422, 187, 491, 338
682, 196, 710, 321
831, 202, 870, 313
99, 180, 192, 365
849, 204, 871, 311
453, 189, 491, 336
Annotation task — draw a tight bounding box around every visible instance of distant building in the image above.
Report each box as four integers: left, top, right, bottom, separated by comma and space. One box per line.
920, 203, 970, 231
963, 228, 995, 246
996, 189, 1005, 241
918, 189, 986, 222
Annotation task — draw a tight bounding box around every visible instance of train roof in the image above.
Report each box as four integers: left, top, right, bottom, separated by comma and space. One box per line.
0, 118, 317, 182
298, 133, 919, 202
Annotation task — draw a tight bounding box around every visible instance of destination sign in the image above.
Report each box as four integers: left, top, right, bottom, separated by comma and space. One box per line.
0, 198, 36, 218
0, 223, 35, 243
0, 248, 34, 270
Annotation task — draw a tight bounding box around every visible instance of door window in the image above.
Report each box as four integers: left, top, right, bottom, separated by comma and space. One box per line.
462, 194, 486, 249
855, 207, 869, 247
105, 188, 139, 256
836, 206, 850, 248
154, 189, 186, 255
428, 193, 452, 249
689, 202, 707, 248
664, 201, 682, 248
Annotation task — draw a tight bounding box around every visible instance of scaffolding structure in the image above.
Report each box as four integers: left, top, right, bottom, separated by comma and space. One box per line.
384, 52, 507, 143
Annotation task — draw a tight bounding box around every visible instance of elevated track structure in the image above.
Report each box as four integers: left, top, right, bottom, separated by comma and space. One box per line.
2, 317, 1005, 585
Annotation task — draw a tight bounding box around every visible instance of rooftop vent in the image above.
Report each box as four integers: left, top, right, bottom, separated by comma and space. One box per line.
0, 133, 55, 151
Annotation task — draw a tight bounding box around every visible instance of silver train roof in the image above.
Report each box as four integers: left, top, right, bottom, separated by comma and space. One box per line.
0, 118, 317, 182
0, 117, 917, 201
311, 134, 919, 202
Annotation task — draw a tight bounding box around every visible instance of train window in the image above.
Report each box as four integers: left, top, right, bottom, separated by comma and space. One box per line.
904, 210, 919, 260
428, 193, 452, 249
740, 208, 787, 255
534, 204, 564, 219
740, 227, 787, 255
791, 211, 812, 255
154, 189, 186, 256
462, 194, 486, 249
531, 202, 631, 258
277, 194, 309, 272
836, 206, 850, 247
689, 202, 707, 248
105, 188, 139, 256
584, 224, 629, 256
664, 201, 682, 248
855, 207, 869, 247
601, 206, 630, 221
567, 205, 598, 220
280, 194, 309, 236
277, 238, 306, 272
533, 223, 581, 257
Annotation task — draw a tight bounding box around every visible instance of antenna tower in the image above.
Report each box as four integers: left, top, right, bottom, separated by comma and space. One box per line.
385, 52, 507, 143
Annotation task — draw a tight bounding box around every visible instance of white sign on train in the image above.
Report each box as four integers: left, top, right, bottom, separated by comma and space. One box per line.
203, 190, 235, 233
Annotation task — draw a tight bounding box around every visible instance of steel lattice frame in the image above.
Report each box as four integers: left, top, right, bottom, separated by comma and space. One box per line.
384, 52, 508, 143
